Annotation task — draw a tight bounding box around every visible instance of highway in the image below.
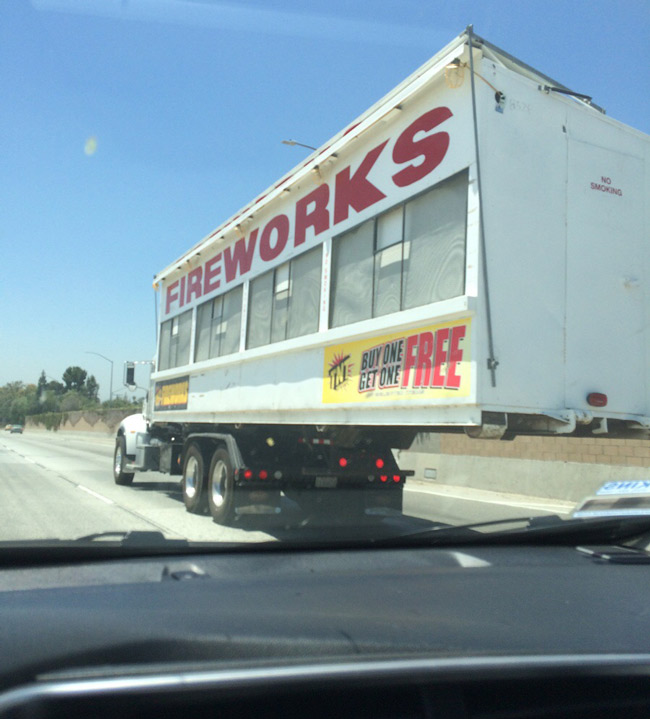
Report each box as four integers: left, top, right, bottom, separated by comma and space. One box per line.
0, 430, 572, 544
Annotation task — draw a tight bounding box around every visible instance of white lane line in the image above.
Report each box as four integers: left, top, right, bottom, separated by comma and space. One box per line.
405, 485, 573, 514
6, 442, 183, 535
77, 485, 114, 505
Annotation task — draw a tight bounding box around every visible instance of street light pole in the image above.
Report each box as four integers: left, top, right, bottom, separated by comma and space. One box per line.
85, 351, 113, 401
281, 139, 317, 151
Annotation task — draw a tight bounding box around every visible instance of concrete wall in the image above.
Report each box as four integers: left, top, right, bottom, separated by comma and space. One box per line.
398, 432, 650, 503
25, 409, 136, 436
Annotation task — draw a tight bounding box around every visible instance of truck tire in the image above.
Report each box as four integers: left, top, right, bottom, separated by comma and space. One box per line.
113, 435, 134, 486
207, 448, 235, 525
182, 443, 208, 514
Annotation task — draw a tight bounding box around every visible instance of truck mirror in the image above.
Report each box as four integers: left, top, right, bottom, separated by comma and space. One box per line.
125, 363, 136, 388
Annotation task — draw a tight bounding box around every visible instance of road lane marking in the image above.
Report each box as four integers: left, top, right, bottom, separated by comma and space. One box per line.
77, 485, 114, 505
405, 484, 573, 514
4, 440, 187, 537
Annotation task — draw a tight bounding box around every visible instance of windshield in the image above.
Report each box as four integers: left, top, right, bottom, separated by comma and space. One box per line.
1, 1, 649, 549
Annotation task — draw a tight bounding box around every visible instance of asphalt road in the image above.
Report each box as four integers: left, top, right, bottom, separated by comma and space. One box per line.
0, 431, 572, 544
0, 431, 273, 543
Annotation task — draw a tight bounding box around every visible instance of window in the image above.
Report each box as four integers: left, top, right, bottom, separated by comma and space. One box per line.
402, 172, 467, 308
247, 246, 321, 349
287, 247, 321, 339
271, 263, 290, 344
330, 170, 468, 328
329, 219, 374, 327
247, 269, 274, 349
373, 206, 404, 318
158, 309, 192, 370
195, 285, 243, 362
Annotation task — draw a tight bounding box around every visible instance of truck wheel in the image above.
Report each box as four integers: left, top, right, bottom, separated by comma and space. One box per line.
207, 448, 235, 525
113, 435, 134, 486
182, 443, 208, 514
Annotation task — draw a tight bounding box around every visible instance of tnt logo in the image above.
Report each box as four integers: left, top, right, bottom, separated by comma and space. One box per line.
328, 353, 353, 391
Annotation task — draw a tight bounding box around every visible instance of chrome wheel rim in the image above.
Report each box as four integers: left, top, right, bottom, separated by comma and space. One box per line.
185, 456, 199, 499
211, 460, 227, 508
114, 445, 122, 475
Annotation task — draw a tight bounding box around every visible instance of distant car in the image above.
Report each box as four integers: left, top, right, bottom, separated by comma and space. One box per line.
10, 425, 23, 434
4, 424, 11, 431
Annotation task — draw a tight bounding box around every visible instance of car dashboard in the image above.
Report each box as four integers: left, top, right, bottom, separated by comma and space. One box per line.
0, 543, 649, 717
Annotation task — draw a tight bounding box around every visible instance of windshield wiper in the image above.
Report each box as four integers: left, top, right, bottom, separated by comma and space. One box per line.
0, 532, 255, 566
370, 514, 650, 548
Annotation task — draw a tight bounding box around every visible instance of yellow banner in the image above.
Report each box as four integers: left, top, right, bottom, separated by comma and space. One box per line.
323, 318, 471, 404
154, 376, 189, 411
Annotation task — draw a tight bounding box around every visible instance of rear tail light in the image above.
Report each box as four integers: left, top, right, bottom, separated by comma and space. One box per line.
380, 475, 388, 483
259, 470, 268, 480
375, 458, 385, 469
339, 457, 348, 468
243, 469, 253, 480
393, 475, 401, 483
587, 392, 608, 407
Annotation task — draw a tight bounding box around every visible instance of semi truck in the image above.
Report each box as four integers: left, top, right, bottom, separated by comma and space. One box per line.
114, 28, 650, 525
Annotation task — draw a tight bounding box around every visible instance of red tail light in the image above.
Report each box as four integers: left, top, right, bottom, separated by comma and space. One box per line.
587, 392, 608, 407
243, 469, 253, 480
393, 475, 401, 483
339, 457, 348, 468
259, 470, 268, 480
380, 475, 388, 483
375, 458, 385, 469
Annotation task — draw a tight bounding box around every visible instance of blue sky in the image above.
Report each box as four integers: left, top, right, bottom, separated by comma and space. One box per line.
1, 0, 648, 399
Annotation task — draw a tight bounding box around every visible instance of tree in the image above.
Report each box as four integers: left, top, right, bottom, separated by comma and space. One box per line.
101, 395, 143, 410
37, 389, 60, 414
85, 375, 99, 402
0, 382, 38, 424
37, 371, 63, 402
46, 380, 65, 395
0, 382, 26, 424
60, 392, 85, 412
62, 366, 87, 392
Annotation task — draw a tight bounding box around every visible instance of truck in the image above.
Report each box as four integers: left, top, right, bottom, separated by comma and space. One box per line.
114, 27, 650, 525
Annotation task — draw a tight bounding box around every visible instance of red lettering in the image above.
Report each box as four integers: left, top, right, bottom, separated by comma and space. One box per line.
414, 331, 434, 388
294, 184, 330, 247
260, 215, 290, 262
334, 141, 388, 224
224, 230, 258, 282
391, 107, 452, 188
186, 267, 203, 304
400, 334, 419, 388
203, 253, 222, 295
432, 328, 449, 388
446, 325, 466, 389
165, 280, 179, 315
179, 275, 186, 307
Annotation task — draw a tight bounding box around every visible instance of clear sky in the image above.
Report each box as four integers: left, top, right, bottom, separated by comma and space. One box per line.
1, 0, 648, 399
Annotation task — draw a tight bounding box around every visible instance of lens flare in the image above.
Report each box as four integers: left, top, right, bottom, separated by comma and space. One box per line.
84, 136, 98, 156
